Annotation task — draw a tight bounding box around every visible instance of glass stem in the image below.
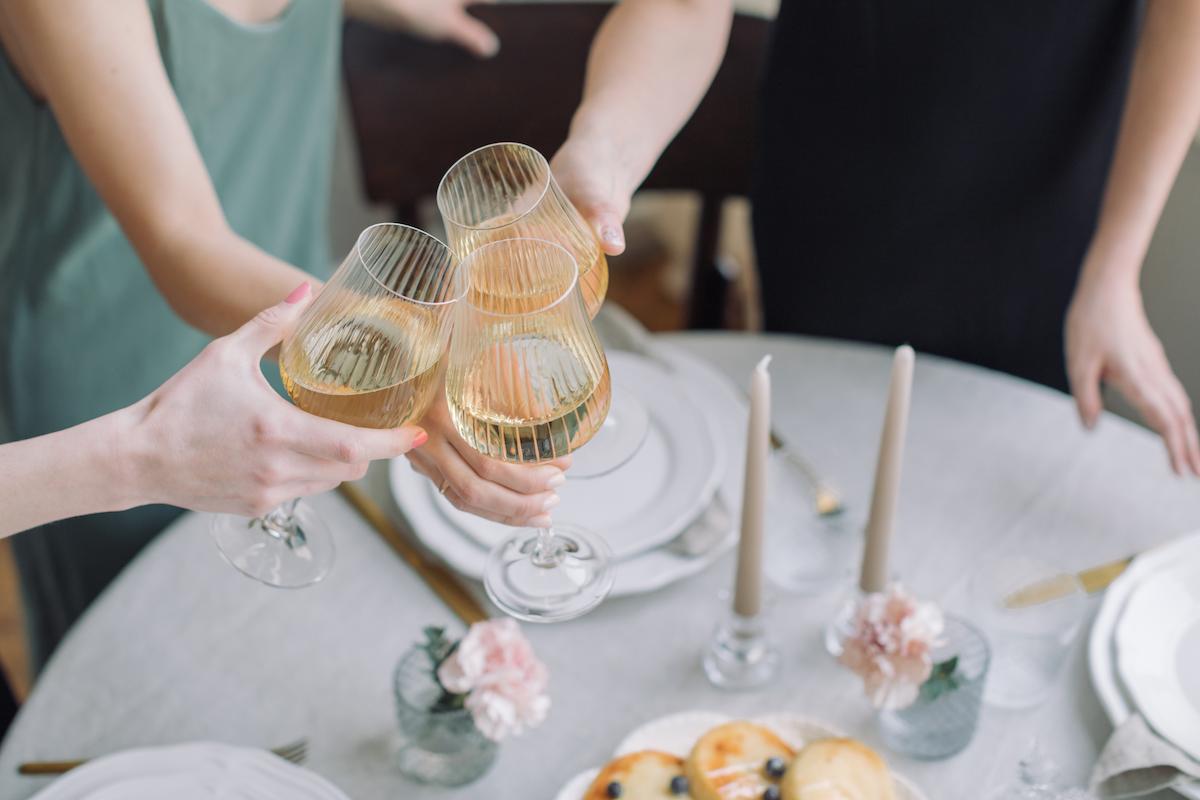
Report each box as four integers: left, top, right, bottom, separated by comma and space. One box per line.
529, 527, 562, 568
260, 498, 306, 550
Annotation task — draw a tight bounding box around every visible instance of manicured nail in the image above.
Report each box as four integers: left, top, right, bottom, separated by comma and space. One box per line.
542, 494, 561, 511
411, 429, 429, 448
285, 282, 311, 304
545, 471, 566, 489
530, 514, 553, 529
601, 226, 623, 247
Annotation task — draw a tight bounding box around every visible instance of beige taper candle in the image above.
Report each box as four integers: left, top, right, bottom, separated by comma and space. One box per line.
734, 355, 772, 617
859, 345, 915, 594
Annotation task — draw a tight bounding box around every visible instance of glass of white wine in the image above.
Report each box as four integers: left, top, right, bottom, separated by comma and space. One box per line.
446, 238, 615, 622
437, 142, 647, 478
210, 223, 462, 588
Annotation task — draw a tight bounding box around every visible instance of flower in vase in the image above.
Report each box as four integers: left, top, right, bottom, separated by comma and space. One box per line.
838, 584, 945, 710
436, 619, 550, 742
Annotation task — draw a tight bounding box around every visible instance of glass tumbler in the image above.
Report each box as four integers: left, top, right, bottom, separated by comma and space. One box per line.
970, 557, 1087, 709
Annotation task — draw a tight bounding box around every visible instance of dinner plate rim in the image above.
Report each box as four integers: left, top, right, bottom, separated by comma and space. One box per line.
1088, 529, 1200, 799
28, 741, 349, 800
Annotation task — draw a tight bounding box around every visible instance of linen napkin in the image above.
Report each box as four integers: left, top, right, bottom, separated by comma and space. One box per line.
1091, 713, 1200, 798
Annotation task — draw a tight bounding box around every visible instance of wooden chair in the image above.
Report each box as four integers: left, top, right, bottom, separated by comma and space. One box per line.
342, 5, 769, 329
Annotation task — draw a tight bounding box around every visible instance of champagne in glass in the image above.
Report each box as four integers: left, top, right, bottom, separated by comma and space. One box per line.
446, 238, 615, 622
437, 143, 609, 318
210, 224, 461, 588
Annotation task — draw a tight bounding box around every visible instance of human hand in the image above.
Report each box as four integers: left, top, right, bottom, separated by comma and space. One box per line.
346, 0, 499, 58
405, 388, 570, 528
1066, 270, 1200, 475
551, 134, 634, 257
125, 284, 429, 516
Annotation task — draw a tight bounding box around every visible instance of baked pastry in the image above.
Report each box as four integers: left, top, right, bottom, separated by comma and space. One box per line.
584, 750, 692, 798
684, 721, 796, 800
780, 738, 896, 800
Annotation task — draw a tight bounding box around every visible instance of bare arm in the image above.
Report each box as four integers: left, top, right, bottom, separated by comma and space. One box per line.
551, 0, 733, 253
1066, 0, 1200, 475
0, 0, 307, 336
0, 286, 427, 539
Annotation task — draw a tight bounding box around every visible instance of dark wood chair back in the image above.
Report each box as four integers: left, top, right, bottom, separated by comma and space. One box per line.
342, 5, 769, 328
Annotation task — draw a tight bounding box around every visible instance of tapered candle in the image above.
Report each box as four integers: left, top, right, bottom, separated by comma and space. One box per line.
734, 355, 772, 617
859, 345, 915, 594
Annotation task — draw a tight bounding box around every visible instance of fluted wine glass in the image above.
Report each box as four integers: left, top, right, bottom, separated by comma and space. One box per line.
211, 223, 462, 588
446, 238, 615, 621
437, 142, 647, 477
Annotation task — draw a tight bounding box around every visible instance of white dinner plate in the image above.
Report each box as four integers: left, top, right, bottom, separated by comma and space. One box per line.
427, 352, 722, 560
1089, 530, 1200, 799
1115, 559, 1200, 760
390, 344, 746, 598
29, 742, 349, 800
553, 711, 929, 800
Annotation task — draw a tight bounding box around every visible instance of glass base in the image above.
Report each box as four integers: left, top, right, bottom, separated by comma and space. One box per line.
703, 610, 780, 691
483, 524, 613, 623
210, 501, 334, 589
569, 385, 650, 479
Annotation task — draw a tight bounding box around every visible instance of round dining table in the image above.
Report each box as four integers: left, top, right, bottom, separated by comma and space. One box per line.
2, 331, 1197, 800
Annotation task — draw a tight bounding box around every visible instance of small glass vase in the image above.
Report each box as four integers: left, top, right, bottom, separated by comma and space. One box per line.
393, 646, 498, 786
877, 615, 990, 760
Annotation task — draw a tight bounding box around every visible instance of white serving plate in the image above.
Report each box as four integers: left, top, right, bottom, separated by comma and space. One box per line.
29, 742, 349, 800
553, 711, 929, 800
391, 344, 746, 598
427, 352, 722, 560
1089, 530, 1200, 799
1114, 558, 1200, 760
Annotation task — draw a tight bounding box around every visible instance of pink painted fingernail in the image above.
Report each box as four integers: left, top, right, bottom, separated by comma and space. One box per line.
542, 494, 561, 511
530, 515, 553, 528
601, 226, 623, 247
545, 471, 566, 489
285, 282, 311, 304
411, 429, 428, 448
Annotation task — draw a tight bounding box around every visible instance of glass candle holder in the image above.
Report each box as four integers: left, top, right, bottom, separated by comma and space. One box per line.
393, 646, 498, 786
877, 615, 990, 760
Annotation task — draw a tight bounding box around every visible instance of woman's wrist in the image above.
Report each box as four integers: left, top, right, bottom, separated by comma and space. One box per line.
98, 403, 159, 512
564, 109, 642, 196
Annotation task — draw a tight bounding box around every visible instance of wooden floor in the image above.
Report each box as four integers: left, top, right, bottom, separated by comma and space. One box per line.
0, 193, 758, 707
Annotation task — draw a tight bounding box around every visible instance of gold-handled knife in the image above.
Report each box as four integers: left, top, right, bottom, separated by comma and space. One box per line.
337, 483, 489, 624
1002, 556, 1134, 609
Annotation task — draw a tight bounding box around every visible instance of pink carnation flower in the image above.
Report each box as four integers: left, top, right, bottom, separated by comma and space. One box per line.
437, 619, 550, 741
838, 584, 944, 710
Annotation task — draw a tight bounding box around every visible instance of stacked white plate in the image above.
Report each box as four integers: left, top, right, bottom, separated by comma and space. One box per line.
390, 346, 747, 597
1089, 531, 1200, 799
553, 711, 929, 800
29, 743, 349, 800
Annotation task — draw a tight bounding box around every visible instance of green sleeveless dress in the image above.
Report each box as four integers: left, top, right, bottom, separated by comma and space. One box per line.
0, 0, 339, 668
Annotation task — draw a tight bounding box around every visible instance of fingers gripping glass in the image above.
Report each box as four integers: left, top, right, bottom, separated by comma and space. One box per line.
445, 238, 616, 621
437, 142, 647, 477
210, 224, 462, 588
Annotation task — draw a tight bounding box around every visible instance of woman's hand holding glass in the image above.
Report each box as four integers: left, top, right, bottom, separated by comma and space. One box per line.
132, 284, 428, 516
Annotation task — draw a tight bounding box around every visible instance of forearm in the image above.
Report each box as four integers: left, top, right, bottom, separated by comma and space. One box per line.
567, 0, 732, 195
140, 220, 314, 337
0, 410, 143, 538
1086, 0, 1200, 285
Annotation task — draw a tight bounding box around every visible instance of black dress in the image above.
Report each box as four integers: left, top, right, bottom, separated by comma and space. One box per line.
751, 0, 1140, 389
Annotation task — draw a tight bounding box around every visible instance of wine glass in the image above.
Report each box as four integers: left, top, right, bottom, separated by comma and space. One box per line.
445, 237, 615, 622
210, 223, 462, 588
437, 142, 647, 478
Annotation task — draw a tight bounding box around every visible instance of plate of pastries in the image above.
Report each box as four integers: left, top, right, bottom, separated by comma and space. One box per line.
555, 711, 928, 800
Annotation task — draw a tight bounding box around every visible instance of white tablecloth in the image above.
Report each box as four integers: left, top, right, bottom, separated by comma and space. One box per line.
2, 333, 1195, 800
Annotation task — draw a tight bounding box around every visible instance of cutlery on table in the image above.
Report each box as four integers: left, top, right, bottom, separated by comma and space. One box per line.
594, 307, 846, 519
667, 493, 733, 557
1003, 555, 1134, 609
18, 738, 308, 776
